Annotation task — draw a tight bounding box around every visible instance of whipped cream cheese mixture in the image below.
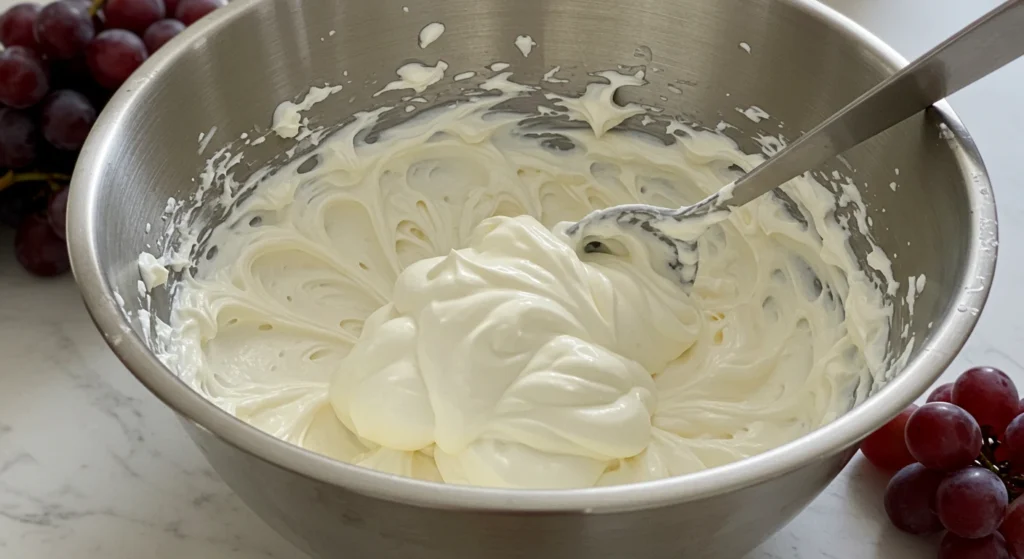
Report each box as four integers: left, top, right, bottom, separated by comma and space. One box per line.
145, 58, 903, 489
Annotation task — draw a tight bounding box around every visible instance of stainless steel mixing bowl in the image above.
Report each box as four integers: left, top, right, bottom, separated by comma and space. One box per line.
66, 0, 997, 557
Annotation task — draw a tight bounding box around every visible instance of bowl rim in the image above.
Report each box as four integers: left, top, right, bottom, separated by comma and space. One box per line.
67, 0, 998, 513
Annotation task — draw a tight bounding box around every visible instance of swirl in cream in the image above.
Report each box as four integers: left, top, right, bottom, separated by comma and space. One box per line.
156, 71, 892, 489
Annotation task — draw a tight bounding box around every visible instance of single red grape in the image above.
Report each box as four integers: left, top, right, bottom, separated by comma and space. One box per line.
104, 0, 165, 34
174, 0, 224, 25
0, 3, 41, 49
0, 46, 49, 109
939, 532, 1009, 559
954, 366, 1020, 433
142, 18, 183, 52
1001, 498, 1024, 558
14, 213, 71, 277
34, 0, 95, 59
0, 107, 39, 169
861, 404, 918, 470
47, 188, 69, 240
1003, 413, 1024, 468
86, 29, 148, 89
928, 383, 955, 404
41, 89, 97, 151
905, 402, 983, 470
882, 462, 944, 534
937, 467, 1008, 538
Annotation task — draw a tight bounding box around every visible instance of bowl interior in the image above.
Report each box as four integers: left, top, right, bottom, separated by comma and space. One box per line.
69, 0, 995, 507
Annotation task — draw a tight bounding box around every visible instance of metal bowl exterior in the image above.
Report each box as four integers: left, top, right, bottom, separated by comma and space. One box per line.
185, 418, 856, 558
66, 0, 997, 557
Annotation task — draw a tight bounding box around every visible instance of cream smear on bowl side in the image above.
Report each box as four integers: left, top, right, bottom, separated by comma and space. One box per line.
133, 33, 918, 490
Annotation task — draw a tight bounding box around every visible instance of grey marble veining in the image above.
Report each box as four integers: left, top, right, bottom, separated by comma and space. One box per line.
0, 0, 1021, 557
0, 253, 301, 558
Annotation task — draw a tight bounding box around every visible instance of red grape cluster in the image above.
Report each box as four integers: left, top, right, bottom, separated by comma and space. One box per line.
0, 0, 225, 276
861, 366, 1024, 558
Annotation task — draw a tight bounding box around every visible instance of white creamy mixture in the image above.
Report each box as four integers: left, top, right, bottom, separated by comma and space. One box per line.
152, 69, 896, 489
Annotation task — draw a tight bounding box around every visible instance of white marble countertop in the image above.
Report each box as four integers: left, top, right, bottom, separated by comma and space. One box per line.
1, 0, 1022, 557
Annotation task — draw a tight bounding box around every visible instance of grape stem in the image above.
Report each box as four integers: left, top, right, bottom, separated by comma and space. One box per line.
977, 431, 1024, 500
88, 0, 105, 17
0, 171, 72, 192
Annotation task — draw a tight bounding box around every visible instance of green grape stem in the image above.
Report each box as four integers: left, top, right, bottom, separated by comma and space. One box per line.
0, 171, 72, 193
977, 429, 1024, 501
88, 0, 106, 17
